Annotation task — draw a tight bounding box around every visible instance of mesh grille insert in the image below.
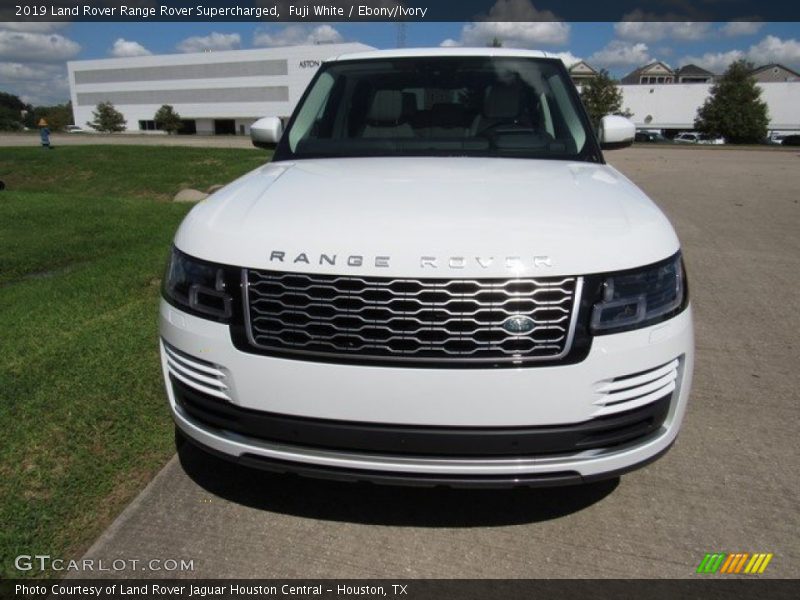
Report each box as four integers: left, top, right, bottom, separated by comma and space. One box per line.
244, 270, 581, 364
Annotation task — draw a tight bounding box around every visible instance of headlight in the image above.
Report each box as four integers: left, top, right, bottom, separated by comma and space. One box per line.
591, 252, 686, 334
163, 247, 233, 321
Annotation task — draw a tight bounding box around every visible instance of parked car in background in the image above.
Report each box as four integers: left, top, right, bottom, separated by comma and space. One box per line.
674, 132, 724, 145
635, 131, 671, 143
698, 134, 725, 145
65, 125, 85, 133
781, 134, 800, 146
767, 133, 786, 145
673, 132, 700, 144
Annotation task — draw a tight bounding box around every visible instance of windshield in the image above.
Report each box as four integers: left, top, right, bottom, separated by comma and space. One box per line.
273, 56, 601, 163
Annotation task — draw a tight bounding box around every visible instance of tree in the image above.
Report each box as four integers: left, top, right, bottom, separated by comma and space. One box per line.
33, 102, 73, 131
694, 60, 768, 144
488, 37, 503, 48
154, 104, 182, 134
87, 101, 126, 133
0, 106, 24, 131
0, 91, 31, 131
579, 69, 631, 128
0, 91, 28, 113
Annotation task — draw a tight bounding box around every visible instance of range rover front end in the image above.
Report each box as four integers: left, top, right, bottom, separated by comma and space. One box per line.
159, 49, 694, 487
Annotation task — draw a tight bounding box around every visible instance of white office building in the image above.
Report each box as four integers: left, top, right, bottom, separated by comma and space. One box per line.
67, 43, 374, 135
620, 82, 799, 133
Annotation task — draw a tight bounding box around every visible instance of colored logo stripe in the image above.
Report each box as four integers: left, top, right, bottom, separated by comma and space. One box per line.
697, 553, 726, 573
745, 553, 773, 574
696, 553, 773, 574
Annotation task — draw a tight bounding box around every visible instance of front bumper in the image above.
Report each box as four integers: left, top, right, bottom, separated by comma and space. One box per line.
160, 299, 694, 484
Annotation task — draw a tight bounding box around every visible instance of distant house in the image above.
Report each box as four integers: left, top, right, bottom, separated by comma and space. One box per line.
750, 64, 800, 83
568, 61, 599, 86
621, 61, 675, 85
675, 64, 715, 83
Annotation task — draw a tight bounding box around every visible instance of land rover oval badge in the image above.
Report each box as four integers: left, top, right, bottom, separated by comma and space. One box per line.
502, 315, 536, 334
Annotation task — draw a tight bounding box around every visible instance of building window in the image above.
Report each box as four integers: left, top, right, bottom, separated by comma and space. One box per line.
138, 120, 160, 131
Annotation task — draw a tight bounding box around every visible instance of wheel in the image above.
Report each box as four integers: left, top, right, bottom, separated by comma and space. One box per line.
174, 424, 187, 450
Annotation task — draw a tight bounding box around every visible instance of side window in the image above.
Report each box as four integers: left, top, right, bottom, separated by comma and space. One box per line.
539, 92, 555, 138
546, 73, 586, 152
289, 72, 335, 152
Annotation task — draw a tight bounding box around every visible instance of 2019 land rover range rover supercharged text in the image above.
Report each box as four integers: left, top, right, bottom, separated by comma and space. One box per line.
159, 48, 694, 487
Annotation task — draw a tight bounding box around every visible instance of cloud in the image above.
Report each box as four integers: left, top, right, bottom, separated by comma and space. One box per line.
253, 25, 344, 47
0, 23, 78, 104
176, 32, 241, 53
459, 21, 570, 47
18, 77, 71, 106
482, 0, 561, 20
721, 22, 764, 37
0, 29, 81, 62
110, 38, 151, 58
443, 0, 569, 48
0, 62, 69, 105
614, 11, 712, 42
746, 35, 800, 67
440, 38, 581, 66
0, 22, 69, 33
681, 35, 800, 73
679, 50, 744, 73
0, 62, 59, 79
548, 51, 582, 68
589, 40, 653, 68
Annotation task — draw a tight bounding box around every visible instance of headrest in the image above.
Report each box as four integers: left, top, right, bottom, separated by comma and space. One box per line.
483, 86, 521, 119
368, 90, 404, 122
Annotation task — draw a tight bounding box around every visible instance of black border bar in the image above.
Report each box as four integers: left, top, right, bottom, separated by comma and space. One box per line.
1, 579, 798, 600
4, 1, 800, 22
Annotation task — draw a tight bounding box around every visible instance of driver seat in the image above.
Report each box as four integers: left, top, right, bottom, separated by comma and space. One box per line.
362, 90, 415, 138
470, 85, 524, 135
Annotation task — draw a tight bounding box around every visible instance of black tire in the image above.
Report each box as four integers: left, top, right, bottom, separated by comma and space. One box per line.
174, 424, 187, 450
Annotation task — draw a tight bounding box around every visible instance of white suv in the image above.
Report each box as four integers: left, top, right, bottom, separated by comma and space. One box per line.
160, 49, 693, 487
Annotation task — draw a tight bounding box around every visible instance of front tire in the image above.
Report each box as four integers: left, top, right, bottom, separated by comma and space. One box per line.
174, 424, 187, 451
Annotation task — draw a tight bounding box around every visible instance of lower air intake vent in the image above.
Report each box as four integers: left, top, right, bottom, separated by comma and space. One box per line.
162, 341, 230, 402
594, 358, 681, 416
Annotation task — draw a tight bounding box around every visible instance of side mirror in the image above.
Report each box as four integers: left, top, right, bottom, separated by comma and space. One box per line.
250, 117, 283, 149
598, 115, 635, 150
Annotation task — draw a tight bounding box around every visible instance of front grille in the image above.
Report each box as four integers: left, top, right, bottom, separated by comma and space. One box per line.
243, 269, 582, 364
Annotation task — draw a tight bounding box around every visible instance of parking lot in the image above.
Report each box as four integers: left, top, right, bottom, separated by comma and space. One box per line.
79, 145, 799, 579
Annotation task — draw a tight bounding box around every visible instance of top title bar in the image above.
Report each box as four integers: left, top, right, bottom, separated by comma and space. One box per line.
3, 1, 799, 22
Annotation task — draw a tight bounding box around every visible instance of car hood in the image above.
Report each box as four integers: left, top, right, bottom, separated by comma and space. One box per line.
175, 157, 679, 277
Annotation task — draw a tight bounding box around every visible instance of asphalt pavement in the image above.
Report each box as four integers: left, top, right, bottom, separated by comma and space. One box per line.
77, 145, 800, 579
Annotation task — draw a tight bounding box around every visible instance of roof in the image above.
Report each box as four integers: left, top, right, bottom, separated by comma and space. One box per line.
621, 61, 675, 84
329, 47, 551, 62
676, 64, 715, 77
67, 43, 375, 69
751, 63, 800, 78
569, 60, 599, 74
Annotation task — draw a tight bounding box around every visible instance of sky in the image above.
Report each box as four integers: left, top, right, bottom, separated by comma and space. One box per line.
1, 15, 799, 105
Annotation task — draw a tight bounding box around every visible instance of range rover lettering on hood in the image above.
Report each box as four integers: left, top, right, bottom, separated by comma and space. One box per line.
269, 251, 553, 270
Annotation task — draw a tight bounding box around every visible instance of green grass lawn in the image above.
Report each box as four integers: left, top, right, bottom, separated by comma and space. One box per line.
0, 145, 269, 578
